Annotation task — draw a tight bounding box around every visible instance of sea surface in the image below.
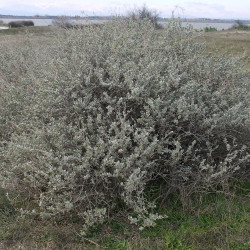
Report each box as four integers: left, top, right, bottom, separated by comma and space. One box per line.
1, 18, 249, 30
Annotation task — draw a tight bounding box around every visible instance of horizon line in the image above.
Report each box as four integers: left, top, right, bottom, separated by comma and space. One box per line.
1, 14, 250, 21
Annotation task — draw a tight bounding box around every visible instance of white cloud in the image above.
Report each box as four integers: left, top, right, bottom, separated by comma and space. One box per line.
0, 0, 129, 16
149, 2, 249, 19
182, 2, 249, 18
0, 0, 249, 18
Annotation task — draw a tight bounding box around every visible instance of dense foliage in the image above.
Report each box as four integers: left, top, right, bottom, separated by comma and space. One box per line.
8, 21, 34, 28
127, 5, 162, 29
204, 26, 217, 32
0, 19, 249, 232
230, 20, 250, 30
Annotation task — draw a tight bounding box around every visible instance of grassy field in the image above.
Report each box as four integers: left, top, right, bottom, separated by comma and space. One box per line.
1, 186, 249, 249
0, 26, 57, 49
0, 26, 249, 249
201, 30, 250, 70
0, 25, 55, 36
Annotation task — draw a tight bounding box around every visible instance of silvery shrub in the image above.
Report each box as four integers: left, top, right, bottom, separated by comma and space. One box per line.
0, 19, 249, 231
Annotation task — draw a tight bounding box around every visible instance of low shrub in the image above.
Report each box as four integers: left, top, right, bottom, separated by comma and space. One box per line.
204, 26, 217, 32
8, 21, 34, 28
0, 18, 249, 233
52, 15, 74, 28
51, 16, 100, 29
127, 5, 162, 29
230, 20, 250, 30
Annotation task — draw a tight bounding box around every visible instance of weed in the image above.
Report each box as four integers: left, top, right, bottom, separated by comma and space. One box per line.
204, 26, 217, 32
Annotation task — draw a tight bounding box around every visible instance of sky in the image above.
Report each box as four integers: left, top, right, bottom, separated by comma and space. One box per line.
0, 0, 249, 19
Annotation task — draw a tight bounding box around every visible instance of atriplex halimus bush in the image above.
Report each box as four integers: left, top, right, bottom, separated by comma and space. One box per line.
0, 19, 249, 231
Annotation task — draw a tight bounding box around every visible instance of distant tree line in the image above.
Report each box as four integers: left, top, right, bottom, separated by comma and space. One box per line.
230, 20, 250, 30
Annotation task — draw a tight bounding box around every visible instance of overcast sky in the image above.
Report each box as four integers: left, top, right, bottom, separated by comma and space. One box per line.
0, 0, 249, 19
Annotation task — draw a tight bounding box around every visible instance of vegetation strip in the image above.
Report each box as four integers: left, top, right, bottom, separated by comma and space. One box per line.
0, 10, 249, 249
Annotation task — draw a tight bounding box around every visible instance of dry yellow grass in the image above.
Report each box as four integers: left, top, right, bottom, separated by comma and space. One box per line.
200, 30, 250, 70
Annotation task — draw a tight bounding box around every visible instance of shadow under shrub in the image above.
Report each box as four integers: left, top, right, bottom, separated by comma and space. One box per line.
0, 19, 249, 232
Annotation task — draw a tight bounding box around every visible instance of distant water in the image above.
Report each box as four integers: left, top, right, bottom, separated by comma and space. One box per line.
1, 18, 249, 31
1, 18, 53, 26
161, 21, 238, 30
0, 18, 106, 27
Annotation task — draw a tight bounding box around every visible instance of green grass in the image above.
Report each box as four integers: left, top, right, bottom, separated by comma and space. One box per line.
1, 185, 249, 249
204, 26, 217, 32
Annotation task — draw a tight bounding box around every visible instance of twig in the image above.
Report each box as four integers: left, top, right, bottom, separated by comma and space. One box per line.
82, 237, 101, 248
